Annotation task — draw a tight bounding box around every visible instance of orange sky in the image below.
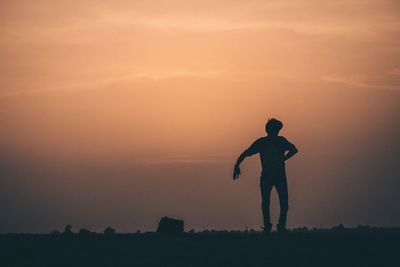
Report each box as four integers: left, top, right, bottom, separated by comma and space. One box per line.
1, 0, 400, 232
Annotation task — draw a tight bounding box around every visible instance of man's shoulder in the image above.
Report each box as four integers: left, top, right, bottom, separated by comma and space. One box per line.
277, 136, 296, 148
277, 136, 288, 141
253, 136, 290, 146
248, 137, 267, 148
254, 136, 268, 143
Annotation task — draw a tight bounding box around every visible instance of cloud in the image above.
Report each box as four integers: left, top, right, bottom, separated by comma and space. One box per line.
321, 69, 400, 90
140, 154, 232, 165
1, 0, 400, 99
0, 67, 225, 98
390, 68, 400, 76
2, 0, 400, 43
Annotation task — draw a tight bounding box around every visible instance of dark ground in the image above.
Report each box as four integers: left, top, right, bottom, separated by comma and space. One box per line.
1, 229, 399, 267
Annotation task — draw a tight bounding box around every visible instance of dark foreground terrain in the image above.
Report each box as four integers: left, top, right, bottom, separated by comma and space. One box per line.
1, 229, 399, 267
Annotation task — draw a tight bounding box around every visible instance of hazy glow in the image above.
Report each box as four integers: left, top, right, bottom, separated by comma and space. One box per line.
1, 0, 400, 232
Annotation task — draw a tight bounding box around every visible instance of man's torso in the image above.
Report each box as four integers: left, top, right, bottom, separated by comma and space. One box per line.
256, 136, 288, 178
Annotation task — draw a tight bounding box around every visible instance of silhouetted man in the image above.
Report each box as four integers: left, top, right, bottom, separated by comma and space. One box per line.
233, 118, 298, 233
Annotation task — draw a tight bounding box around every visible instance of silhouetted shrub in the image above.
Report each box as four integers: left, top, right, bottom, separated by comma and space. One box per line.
79, 228, 92, 236
104, 227, 116, 235
332, 224, 345, 231
357, 225, 371, 232
50, 230, 61, 235
292, 227, 309, 232
63, 224, 73, 235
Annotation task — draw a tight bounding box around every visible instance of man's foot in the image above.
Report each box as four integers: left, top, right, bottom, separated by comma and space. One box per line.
262, 223, 272, 235
277, 224, 288, 234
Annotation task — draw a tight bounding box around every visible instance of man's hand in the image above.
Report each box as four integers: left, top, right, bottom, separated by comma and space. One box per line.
233, 164, 241, 180
233, 150, 248, 180
284, 146, 298, 161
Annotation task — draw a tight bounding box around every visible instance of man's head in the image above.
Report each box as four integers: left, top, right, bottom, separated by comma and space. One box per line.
265, 118, 283, 136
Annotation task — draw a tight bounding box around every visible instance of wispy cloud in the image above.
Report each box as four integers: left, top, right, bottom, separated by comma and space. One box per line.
140, 154, 232, 165
321, 69, 400, 90
3, 1, 400, 44
389, 68, 400, 76
0, 67, 225, 98
1, 0, 400, 99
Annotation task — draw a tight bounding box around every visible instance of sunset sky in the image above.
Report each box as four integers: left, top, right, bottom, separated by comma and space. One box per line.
1, 0, 400, 233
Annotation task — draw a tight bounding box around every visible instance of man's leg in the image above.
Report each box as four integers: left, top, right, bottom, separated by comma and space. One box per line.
260, 177, 274, 232
275, 176, 289, 232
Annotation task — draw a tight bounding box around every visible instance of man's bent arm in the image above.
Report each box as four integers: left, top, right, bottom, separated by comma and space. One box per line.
284, 145, 298, 161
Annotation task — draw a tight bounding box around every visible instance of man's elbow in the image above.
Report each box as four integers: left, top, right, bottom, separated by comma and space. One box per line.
240, 151, 250, 159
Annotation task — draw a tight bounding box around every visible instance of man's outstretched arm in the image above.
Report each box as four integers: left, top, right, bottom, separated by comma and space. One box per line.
233, 140, 260, 180
233, 151, 248, 180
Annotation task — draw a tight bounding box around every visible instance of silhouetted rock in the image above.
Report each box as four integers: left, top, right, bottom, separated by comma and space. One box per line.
156, 217, 184, 234
104, 227, 116, 235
